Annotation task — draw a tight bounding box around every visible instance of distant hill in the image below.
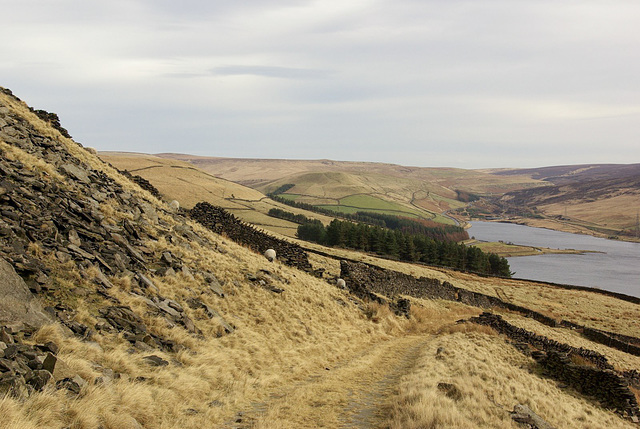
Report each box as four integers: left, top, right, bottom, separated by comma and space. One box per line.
492, 163, 640, 185
156, 153, 547, 226
486, 164, 640, 238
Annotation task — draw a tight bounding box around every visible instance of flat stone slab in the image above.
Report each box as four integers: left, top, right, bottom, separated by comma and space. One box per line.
0, 258, 52, 328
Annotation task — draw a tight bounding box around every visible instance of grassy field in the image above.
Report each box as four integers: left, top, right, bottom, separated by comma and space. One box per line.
156, 155, 549, 229
467, 240, 594, 257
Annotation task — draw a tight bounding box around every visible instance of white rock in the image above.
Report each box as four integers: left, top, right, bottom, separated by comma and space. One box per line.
169, 200, 180, 211
336, 278, 346, 289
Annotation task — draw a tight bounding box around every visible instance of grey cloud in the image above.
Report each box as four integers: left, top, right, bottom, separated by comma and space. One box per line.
1, 0, 639, 168
210, 65, 332, 80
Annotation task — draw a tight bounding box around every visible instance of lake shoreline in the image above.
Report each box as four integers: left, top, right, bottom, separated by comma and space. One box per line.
466, 239, 603, 257
473, 217, 640, 244
468, 221, 640, 298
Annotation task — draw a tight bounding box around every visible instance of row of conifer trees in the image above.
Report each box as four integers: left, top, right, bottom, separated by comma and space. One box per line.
295, 217, 512, 277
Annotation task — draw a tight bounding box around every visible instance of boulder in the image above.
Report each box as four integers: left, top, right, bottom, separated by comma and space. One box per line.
511, 404, 556, 429
0, 258, 52, 328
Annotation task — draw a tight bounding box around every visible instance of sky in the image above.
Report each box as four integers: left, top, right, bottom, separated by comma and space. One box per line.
1, 0, 639, 169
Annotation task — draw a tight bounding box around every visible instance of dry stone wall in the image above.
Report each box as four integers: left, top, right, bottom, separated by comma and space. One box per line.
339, 260, 557, 326
469, 313, 639, 420
470, 313, 612, 369
189, 202, 315, 273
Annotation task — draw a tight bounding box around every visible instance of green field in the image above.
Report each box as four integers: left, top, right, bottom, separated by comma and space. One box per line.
313, 194, 429, 219
278, 193, 300, 201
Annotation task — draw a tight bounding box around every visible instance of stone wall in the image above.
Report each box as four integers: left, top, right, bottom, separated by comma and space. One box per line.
469, 313, 639, 420
539, 351, 638, 419
189, 202, 314, 273
339, 260, 640, 360
560, 320, 640, 357
339, 260, 557, 326
470, 313, 612, 369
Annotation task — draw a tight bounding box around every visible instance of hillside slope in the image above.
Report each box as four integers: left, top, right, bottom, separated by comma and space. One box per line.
99, 152, 336, 238
484, 164, 640, 238
0, 87, 638, 428
157, 154, 547, 226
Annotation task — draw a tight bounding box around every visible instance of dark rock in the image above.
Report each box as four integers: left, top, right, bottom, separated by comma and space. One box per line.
437, 382, 462, 401
56, 376, 83, 394
42, 353, 57, 374
60, 164, 90, 184
511, 404, 556, 429
25, 369, 52, 390
136, 273, 159, 294
0, 258, 53, 328
204, 272, 225, 297
100, 306, 148, 335
143, 355, 169, 367
0, 327, 13, 344
0, 373, 29, 398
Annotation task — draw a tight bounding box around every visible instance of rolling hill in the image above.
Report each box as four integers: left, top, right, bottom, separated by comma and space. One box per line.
484, 164, 640, 238
156, 153, 549, 227
1, 86, 639, 428
99, 152, 336, 238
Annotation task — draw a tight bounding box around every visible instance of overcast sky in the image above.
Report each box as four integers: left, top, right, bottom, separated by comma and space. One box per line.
2, 0, 639, 168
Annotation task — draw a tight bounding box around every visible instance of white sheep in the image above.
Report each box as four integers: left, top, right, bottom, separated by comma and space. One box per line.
264, 249, 276, 262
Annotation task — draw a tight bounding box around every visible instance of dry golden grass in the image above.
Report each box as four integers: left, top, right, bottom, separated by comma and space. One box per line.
100, 152, 336, 239
99, 152, 263, 209
302, 243, 640, 338
541, 193, 640, 234
382, 331, 635, 429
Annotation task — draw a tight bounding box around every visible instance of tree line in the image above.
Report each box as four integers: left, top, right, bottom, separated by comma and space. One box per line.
294, 217, 511, 277
268, 198, 468, 242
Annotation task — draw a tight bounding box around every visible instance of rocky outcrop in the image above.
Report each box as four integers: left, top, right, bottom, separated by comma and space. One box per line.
0, 324, 87, 399
0, 258, 52, 329
0, 88, 237, 388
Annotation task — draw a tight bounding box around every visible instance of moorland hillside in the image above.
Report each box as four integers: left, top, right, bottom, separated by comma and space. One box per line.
0, 87, 639, 428
482, 165, 640, 239
160, 154, 640, 241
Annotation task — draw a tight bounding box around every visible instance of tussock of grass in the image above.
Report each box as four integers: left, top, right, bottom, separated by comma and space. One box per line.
0, 140, 64, 181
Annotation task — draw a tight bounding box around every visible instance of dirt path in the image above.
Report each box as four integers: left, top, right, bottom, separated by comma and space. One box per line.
222, 334, 432, 429
338, 335, 432, 428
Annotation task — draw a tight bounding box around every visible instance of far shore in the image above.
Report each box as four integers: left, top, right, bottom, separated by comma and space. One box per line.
468, 217, 640, 244
465, 239, 602, 258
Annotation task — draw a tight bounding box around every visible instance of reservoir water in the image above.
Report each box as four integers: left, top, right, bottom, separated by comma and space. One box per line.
468, 221, 640, 298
